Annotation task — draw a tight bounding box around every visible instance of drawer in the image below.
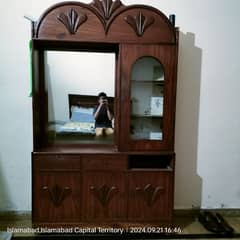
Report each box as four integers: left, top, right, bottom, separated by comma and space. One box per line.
33, 154, 81, 170
82, 155, 127, 170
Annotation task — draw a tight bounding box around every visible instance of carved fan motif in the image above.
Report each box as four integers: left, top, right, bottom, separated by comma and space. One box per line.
91, 0, 122, 20
125, 12, 155, 37
57, 9, 87, 34
42, 184, 72, 207
136, 184, 164, 207
91, 0, 123, 33
90, 184, 118, 207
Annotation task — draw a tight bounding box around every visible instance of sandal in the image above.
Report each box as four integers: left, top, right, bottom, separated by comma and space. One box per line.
198, 211, 224, 233
215, 213, 234, 234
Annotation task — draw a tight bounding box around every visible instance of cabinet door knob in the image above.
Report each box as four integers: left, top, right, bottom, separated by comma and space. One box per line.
55, 155, 64, 160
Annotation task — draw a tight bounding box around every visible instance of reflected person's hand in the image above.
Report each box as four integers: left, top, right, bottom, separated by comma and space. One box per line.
99, 99, 108, 109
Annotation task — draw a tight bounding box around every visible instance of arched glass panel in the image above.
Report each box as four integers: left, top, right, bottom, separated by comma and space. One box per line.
130, 57, 164, 140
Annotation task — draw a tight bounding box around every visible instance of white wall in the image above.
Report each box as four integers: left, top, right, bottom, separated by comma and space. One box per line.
0, 0, 240, 211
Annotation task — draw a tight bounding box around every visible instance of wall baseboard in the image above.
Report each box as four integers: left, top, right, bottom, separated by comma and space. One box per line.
174, 208, 240, 217
0, 211, 31, 221
0, 209, 239, 222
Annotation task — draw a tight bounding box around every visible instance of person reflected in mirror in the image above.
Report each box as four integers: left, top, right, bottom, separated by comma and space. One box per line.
93, 92, 114, 137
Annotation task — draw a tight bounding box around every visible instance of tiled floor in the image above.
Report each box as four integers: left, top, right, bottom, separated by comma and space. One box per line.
0, 212, 240, 239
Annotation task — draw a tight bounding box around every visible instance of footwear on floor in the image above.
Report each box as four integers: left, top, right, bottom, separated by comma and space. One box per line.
198, 211, 224, 234
199, 211, 235, 235
215, 212, 234, 234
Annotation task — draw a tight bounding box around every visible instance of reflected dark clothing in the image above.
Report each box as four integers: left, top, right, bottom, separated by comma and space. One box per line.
93, 105, 112, 128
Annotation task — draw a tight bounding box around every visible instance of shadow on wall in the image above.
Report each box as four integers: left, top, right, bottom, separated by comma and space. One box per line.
174, 32, 202, 209
0, 154, 12, 211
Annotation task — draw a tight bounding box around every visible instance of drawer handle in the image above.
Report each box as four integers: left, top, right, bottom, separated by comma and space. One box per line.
42, 185, 72, 207
135, 184, 165, 207
55, 155, 65, 160
90, 184, 118, 207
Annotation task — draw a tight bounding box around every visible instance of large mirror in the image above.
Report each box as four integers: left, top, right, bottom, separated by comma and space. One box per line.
44, 51, 116, 144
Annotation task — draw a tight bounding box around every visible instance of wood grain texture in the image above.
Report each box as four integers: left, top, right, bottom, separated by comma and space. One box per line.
35, 2, 175, 43
124, 11, 155, 37
82, 155, 127, 170
34, 154, 81, 170
33, 172, 81, 222
82, 172, 127, 220
128, 171, 173, 221
42, 184, 72, 207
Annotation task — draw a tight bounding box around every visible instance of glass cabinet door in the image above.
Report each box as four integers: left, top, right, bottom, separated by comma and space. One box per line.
120, 44, 176, 151
130, 57, 164, 141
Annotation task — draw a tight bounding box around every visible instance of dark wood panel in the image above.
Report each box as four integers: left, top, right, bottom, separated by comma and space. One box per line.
82, 172, 126, 221
32, 48, 40, 150
33, 172, 81, 222
107, 8, 175, 43
128, 171, 173, 221
82, 155, 127, 170
32, 49, 47, 149
37, 6, 106, 41
32, 39, 119, 52
35, 2, 176, 44
33, 154, 81, 170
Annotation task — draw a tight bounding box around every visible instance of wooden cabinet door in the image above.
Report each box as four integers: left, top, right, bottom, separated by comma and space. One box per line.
120, 44, 177, 151
33, 172, 81, 222
128, 171, 173, 221
82, 172, 126, 221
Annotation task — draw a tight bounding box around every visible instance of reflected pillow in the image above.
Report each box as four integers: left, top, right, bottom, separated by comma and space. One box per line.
71, 106, 95, 123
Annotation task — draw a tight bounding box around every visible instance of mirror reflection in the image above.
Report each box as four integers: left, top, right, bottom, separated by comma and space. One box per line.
44, 51, 115, 144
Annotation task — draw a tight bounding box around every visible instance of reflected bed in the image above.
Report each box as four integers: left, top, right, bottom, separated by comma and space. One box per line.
48, 94, 114, 144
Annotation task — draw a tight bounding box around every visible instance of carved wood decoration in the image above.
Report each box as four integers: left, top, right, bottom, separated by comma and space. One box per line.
35, 1, 176, 42
90, 184, 118, 207
57, 8, 87, 34
136, 184, 164, 207
90, 0, 123, 33
91, 0, 122, 20
42, 185, 72, 207
125, 12, 155, 37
